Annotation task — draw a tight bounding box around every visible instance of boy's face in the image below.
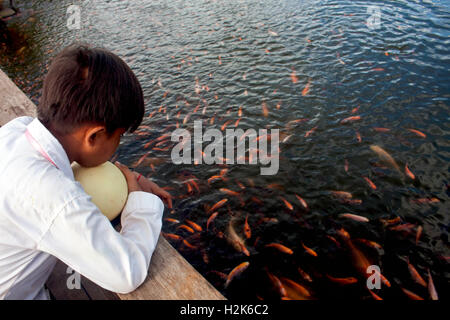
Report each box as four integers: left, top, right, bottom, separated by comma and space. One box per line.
77, 127, 126, 167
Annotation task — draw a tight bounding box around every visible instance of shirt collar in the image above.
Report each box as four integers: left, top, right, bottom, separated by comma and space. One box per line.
26, 118, 74, 180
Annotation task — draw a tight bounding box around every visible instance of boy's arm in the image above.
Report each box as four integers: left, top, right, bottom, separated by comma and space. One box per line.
36, 179, 164, 294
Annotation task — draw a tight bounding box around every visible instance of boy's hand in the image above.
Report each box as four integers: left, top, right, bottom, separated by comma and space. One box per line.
115, 162, 142, 193
133, 172, 173, 209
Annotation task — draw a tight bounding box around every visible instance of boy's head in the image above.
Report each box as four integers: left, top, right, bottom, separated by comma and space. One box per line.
37, 43, 145, 167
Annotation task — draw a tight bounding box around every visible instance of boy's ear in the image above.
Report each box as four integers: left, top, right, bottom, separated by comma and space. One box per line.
84, 125, 107, 147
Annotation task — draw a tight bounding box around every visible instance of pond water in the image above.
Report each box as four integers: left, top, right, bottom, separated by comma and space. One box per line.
1, 0, 449, 300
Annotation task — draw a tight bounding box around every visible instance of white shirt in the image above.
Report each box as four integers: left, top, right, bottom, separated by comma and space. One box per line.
0, 117, 164, 299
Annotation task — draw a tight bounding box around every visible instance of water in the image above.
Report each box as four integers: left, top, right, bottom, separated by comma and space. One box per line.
1, 0, 449, 300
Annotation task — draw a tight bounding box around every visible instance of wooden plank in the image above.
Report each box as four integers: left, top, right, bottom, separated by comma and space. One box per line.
0, 68, 36, 125
0, 67, 226, 300
118, 235, 226, 300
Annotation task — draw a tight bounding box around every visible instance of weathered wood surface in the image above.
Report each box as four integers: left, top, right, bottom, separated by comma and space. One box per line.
118, 235, 226, 300
0, 67, 226, 300
0, 68, 36, 126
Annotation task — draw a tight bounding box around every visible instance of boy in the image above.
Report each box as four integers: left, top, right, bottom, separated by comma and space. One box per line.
0, 44, 172, 299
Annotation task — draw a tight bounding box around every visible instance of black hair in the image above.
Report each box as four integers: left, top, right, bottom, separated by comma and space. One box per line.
38, 43, 144, 135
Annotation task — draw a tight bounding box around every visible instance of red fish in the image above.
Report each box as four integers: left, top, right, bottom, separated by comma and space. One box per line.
355, 131, 362, 142
363, 177, 377, 190
341, 116, 361, 124
177, 224, 195, 234
244, 215, 251, 239
220, 188, 240, 197
373, 127, 390, 132
326, 274, 358, 285
407, 128, 426, 138
162, 232, 182, 241
185, 219, 202, 232
182, 239, 197, 249
416, 226, 423, 245
262, 102, 269, 117
265, 243, 293, 255
339, 213, 369, 223
208, 199, 228, 213
225, 262, 250, 288
427, 269, 438, 300
301, 242, 317, 257
290, 69, 298, 84
279, 277, 312, 300
280, 197, 294, 211
295, 194, 308, 210
401, 288, 424, 300
405, 164, 415, 180
407, 258, 427, 287
206, 212, 219, 231
304, 126, 317, 138
301, 80, 311, 96
266, 271, 287, 297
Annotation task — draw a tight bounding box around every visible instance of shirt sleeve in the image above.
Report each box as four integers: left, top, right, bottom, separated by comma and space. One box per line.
37, 191, 164, 294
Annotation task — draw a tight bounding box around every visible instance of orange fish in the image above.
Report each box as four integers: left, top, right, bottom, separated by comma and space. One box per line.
353, 238, 382, 250
177, 224, 195, 234
341, 116, 361, 124
290, 69, 298, 84
262, 102, 269, 117
182, 239, 197, 249
401, 288, 424, 300
339, 213, 369, 223
331, 191, 353, 199
405, 164, 415, 180
301, 242, 318, 257
206, 211, 219, 231
355, 131, 362, 142
295, 194, 308, 210
304, 126, 317, 138
344, 159, 349, 172
132, 152, 150, 168
244, 214, 251, 239
407, 128, 426, 138
221, 120, 233, 131
368, 289, 383, 300
185, 219, 202, 232
162, 232, 182, 241
208, 175, 223, 184
225, 262, 250, 288
352, 106, 360, 114
372, 68, 385, 72
220, 188, 240, 197
297, 267, 313, 283
373, 127, 390, 132
301, 80, 311, 96
280, 197, 294, 211
279, 277, 311, 300
326, 274, 358, 285
265, 243, 294, 255
164, 218, 180, 224
427, 269, 438, 300
407, 258, 427, 287
208, 199, 228, 213
416, 226, 422, 245
266, 271, 287, 297
412, 197, 440, 204
363, 177, 377, 190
